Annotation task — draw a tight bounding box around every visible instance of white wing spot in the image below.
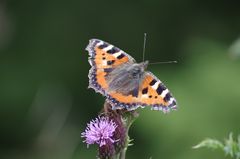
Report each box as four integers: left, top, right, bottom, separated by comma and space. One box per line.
103, 45, 113, 51
96, 41, 104, 46
160, 89, 169, 98
168, 97, 174, 104
113, 51, 123, 58
152, 81, 161, 90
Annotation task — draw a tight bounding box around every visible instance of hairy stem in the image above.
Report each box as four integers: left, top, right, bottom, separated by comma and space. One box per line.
102, 101, 139, 159
119, 110, 139, 159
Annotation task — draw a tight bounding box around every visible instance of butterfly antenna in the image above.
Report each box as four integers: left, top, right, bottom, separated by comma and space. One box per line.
142, 33, 147, 62
149, 61, 177, 65
141, 33, 177, 65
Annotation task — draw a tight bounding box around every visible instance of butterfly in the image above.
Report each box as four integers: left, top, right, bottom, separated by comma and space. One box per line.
85, 39, 177, 113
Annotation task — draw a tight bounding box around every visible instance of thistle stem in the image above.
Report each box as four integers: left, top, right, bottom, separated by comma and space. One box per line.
119, 147, 127, 159
119, 110, 139, 159
102, 101, 139, 159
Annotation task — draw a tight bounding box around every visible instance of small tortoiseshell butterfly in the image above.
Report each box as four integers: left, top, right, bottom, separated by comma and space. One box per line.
86, 39, 177, 113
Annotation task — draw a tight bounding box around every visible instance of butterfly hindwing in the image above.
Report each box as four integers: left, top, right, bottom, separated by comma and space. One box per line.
86, 39, 135, 95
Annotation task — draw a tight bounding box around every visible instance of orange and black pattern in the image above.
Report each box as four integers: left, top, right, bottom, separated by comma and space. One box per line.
86, 39, 177, 113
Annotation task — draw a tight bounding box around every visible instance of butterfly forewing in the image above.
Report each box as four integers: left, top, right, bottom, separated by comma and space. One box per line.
86, 39, 135, 95
138, 72, 177, 112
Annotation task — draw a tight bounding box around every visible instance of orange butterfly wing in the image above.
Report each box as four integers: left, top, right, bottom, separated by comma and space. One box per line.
138, 72, 177, 112
107, 72, 177, 113
86, 39, 135, 95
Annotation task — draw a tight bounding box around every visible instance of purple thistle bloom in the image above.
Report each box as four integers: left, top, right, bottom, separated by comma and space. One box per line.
81, 116, 118, 147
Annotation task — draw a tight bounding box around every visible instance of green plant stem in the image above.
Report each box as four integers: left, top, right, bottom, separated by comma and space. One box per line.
119, 147, 127, 159
119, 111, 138, 159
113, 154, 120, 159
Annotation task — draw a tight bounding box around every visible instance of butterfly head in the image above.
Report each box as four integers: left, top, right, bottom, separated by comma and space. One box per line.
127, 61, 149, 79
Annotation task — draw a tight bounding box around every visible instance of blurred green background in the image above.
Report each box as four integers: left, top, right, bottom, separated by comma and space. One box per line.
1, 0, 240, 159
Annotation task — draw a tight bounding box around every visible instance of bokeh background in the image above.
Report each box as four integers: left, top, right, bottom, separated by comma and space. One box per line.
1, 0, 240, 159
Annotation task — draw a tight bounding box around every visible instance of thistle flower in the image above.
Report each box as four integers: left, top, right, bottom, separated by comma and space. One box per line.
81, 116, 118, 147
81, 102, 139, 159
